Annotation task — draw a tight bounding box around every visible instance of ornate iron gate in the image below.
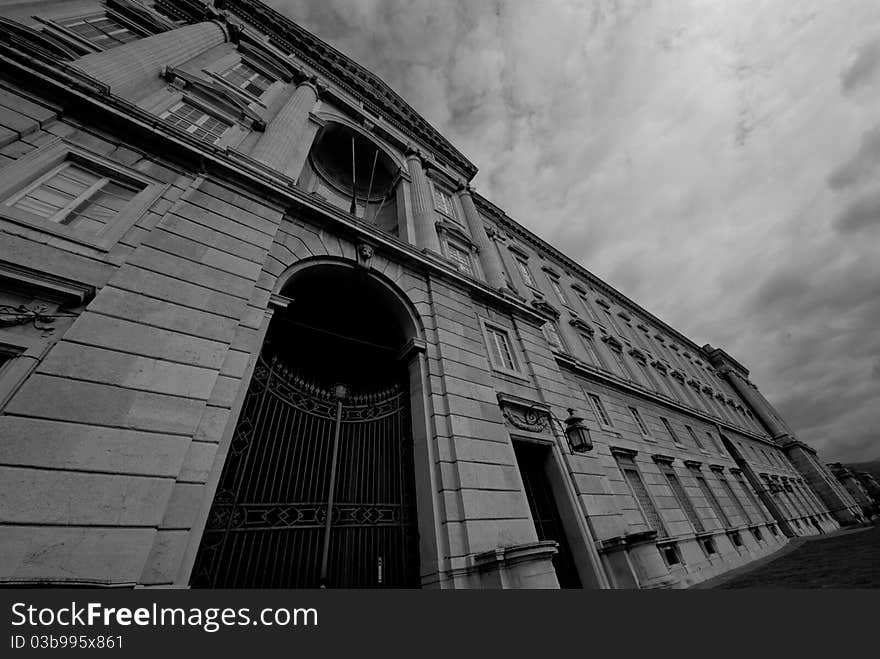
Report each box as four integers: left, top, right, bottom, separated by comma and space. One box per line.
191, 353, 420, 588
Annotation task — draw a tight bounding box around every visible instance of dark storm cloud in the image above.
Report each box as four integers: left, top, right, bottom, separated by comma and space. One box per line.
833, 190, 880, 233
828, 124, 880, 190
841, 38, 880, 93
265, 1, 880, 462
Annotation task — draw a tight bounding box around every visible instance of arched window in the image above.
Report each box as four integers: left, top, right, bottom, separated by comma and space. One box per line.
302, 122, 401, 235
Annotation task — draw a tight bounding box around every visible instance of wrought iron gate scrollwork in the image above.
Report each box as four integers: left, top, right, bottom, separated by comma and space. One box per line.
191, 353, 420, 588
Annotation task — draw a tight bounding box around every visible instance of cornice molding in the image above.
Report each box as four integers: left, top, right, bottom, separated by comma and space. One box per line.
0, 260, 95, 306
224, 0, 477, 179
470, 191, 726, 364
552, 352, 775, 446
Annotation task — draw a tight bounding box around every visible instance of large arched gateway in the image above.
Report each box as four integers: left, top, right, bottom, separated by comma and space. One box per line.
190, 260, 428, 588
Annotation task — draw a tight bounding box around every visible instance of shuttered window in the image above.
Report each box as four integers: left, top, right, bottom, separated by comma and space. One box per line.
690, 469, 731, 528
59, 13, 138, 49
616, 455, 667, 538
658, 463, 704, 533
221, 61, 274, 97
161, 102, 231, 144
4, 161, 143, 237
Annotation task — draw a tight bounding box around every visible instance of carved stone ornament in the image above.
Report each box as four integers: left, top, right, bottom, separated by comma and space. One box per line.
628, 347, 647, 363
501, 405, 550, 433
650, 359, 668, 373
601, 334, 623, 352
0, 303, 56, 332
356, 243, 374, 269
530, 298, 560, 320
569, 316, 594, 335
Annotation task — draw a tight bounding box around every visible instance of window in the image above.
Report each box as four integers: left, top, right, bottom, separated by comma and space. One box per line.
660, 417, 683, 446
707, 431, 724, 454
542, 322, 564, 352
602, 308, 621, 334
546, 273, 568, 307
720, 477, 753, 525
578, 332, 605, 368
59, 13, 138, 49
701, 537, 717, 555
729, 530, 743, 547
0, 346, 21, 373
685, 425, 706, 451
616, 454, 667, 538
628, 406, 650, 437
734, 473, 769, 522
578, 294, 601, 322
659, 463, 704, 533
690, 469, 731, 528
484, 324, 519, 373
752, 527, 763, 542
220, 61, 274, 97
160, 101, 231, 144
4, 161, 144, 237
634, 358, 657, 390
611, 348, 635, 381
0, 140, 164, 250
446, 241, 473, 275
769, 524, 778, 536
588, 393, 612, 428
515, 257, 537, 288
432, 184, 459, 222
659, 543, 681, 566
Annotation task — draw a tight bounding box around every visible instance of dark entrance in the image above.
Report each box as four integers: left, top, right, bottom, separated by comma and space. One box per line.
512, 441, 582, 589
191, 264, 421, 588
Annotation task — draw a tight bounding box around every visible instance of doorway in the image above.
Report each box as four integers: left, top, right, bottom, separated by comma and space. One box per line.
190, 263, 422, 588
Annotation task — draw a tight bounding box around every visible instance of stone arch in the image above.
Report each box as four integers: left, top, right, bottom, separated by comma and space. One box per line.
181, 254, 442, 588
272, 255, 425, 348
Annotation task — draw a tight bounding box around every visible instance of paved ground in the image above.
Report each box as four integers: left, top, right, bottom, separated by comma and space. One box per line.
704, 525, 880, 589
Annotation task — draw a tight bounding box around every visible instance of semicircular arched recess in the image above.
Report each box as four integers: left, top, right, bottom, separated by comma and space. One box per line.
267, 258, 422, 393
301, 121, 403, 232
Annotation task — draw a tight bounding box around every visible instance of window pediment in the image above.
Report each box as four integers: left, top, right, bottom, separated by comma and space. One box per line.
507, 242, 530, 259
601, 334, 623, 352
106, 0, 177, 35
162, 67, 266, 130
237, 30, 295, 83
0, 17, 82, 61
628, 347, 647, 363
435, 218, 474, 248
531, 298, 560, 319
569, 316, 594, 335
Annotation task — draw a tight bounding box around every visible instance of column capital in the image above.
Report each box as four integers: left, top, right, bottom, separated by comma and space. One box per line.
405, 144, 425, 162
454, 180, 473, 195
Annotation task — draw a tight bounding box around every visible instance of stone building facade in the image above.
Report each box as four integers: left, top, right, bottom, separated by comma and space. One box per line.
0, 0, 865, 589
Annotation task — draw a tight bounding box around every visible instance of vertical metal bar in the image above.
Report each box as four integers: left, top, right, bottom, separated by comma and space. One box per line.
349, 135, 357, 215
320, 396, 344, 587
365, 148, 378, 222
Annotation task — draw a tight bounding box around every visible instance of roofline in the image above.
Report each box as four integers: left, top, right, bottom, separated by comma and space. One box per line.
224, 0, 478, 180
472, 192, 735, 366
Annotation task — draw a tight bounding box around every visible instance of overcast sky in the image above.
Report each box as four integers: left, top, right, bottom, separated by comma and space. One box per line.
266, 0, 880, 463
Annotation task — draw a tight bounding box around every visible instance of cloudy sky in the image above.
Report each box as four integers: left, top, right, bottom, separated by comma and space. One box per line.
266, 0, 880, 463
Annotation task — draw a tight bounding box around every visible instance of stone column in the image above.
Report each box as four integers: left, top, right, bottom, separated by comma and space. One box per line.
250, 80, 320, 177
405, 148, 441, 254
72, 22, 228, 99
457, 185, 506, 289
